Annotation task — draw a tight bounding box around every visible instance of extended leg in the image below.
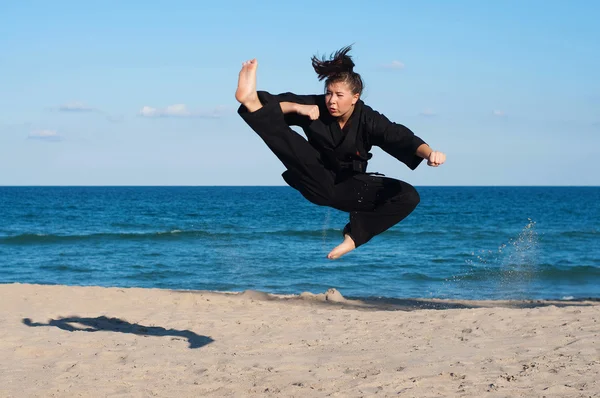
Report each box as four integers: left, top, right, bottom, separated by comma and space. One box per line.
235, 59, 262, 112
235, 59, 335, 206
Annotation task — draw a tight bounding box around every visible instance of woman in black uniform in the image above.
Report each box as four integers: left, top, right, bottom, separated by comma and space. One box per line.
235, 46, 446, 259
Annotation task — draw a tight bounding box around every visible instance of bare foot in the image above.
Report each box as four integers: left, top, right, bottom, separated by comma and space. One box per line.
327, 234, 356, 260
235, 59, 262, 112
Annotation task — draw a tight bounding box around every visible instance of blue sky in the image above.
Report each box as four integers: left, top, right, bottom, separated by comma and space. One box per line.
1, 0, 598, 186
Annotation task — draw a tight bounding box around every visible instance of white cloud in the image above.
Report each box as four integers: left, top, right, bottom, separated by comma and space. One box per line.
419, 108, 436, 117
139, 104, 188, 117
28, 130, 61, 141
382, 60, 405, 69
139, 106, 157, 117
139, 104, 229, 118
493, 110, 506, 117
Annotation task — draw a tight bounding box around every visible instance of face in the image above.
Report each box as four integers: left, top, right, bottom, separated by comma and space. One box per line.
325, 81, 359, 118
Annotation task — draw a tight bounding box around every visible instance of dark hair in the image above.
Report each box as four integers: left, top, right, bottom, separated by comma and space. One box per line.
311, 45, 364, 96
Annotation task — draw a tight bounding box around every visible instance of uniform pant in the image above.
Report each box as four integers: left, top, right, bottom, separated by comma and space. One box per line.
238, 101, 420, 248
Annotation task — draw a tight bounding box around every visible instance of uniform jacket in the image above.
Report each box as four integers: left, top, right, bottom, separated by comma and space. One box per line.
257, 91, 427, 174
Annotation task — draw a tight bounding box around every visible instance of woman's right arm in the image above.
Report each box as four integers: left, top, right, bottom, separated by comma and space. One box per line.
256, 91, 322, 125
280, 101, 301, 114
280, 102, 320, 120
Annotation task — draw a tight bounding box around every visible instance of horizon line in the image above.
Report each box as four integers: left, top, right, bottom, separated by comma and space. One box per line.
1, 185, 599, 188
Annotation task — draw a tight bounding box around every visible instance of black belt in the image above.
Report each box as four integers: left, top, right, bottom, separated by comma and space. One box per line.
337, 159, 367, 173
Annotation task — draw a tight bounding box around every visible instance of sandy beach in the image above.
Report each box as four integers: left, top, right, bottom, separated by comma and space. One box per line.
0, 283, 598, 397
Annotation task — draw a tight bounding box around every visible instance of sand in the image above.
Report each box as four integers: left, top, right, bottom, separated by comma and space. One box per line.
0, 283, 598, 397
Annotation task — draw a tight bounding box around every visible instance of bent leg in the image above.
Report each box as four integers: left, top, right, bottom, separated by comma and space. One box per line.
337, 176, 421, 248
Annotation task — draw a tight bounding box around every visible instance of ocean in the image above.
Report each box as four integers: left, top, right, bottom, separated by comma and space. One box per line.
1, 186, 598, 300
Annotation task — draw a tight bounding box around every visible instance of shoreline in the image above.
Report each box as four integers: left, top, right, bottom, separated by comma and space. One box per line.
2, 283, 598, 397
2, 282, 599, 310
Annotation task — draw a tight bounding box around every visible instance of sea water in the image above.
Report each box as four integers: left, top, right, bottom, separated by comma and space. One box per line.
1, 186, 598, 300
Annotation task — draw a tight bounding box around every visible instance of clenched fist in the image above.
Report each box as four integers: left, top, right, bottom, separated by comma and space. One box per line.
427, 151, 446, 167
296, 104, 320, 120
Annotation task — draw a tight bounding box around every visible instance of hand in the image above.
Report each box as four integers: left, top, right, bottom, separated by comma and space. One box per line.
427, 151, 446, 167
296, 104, 320, 120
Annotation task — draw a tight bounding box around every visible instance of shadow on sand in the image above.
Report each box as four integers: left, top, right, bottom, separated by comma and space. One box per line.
22, 316, 214, 349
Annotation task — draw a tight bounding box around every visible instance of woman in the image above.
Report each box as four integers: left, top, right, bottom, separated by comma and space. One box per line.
235, 46, 446, 259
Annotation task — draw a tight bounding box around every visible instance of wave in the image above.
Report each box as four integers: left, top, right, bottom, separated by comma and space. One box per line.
3, 226, 599, 246
450, 264, 600, 282
0, 227, 345, 245
0, 226, 351, 245
0, 230, 217, 245
38, 264, 94, 273
401, 272, 445, 282
556, 231, 600, 238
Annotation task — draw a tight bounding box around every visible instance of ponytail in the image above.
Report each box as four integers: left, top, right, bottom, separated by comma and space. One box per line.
311, 45, 364, 96
311, 45, 355, 80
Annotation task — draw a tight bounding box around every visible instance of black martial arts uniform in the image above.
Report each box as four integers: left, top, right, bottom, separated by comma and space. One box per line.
238, 91, 426, 248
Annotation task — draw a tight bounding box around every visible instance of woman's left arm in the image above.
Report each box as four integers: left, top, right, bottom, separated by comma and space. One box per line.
415, 144, 446, 167
366, 105, 446, 169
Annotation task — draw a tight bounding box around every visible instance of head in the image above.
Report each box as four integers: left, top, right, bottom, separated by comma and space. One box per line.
312, 45, 364, 119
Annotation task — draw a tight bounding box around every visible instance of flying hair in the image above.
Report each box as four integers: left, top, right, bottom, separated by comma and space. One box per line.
311, 45, 355, 80
311, 45, 364, 96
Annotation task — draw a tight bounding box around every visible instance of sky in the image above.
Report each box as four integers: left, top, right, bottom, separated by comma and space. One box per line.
1, 0, 598, 186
